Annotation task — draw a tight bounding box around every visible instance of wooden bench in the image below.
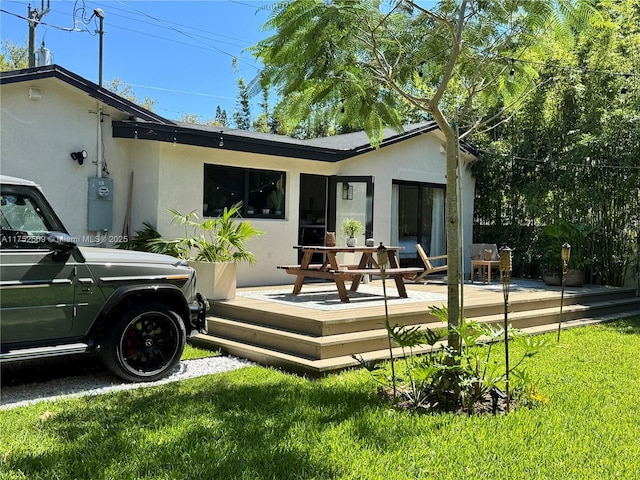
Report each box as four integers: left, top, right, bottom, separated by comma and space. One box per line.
334, 267, 422, 278
277, 264, 325, 274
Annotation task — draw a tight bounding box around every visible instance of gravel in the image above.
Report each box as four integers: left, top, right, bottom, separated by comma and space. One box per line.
0, 355, 254, 411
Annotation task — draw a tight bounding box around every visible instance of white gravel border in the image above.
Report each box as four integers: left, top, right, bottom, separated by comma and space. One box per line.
0, 356, 254, 411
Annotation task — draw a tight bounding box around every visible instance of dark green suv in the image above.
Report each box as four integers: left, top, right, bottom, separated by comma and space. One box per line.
0, 175, 208, 382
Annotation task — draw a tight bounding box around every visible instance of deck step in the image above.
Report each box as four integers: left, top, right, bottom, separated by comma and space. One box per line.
191, 306, 640, 376
195, 283, 640, 375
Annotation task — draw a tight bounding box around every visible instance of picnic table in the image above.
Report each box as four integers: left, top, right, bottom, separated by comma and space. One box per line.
277, 245, 422, 303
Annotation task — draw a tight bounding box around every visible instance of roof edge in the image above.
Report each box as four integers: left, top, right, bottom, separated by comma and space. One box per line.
0, 64, 174, 125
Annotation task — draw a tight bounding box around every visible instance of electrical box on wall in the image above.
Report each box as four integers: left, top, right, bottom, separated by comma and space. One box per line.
87, 176, 113, 231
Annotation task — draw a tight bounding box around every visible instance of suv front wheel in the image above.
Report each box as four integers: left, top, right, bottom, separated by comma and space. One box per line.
100, 303, 186, 382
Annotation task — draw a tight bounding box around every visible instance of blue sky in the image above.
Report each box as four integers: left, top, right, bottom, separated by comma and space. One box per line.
1, 0, 273, 123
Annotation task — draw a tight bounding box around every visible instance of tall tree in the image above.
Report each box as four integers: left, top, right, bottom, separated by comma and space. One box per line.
252, 0, 596, 345
214, 106, 229, 127
233, 78, 252, 130
0, 40, 28, 71
105, 78, 157, 112
253, 90, 271, 133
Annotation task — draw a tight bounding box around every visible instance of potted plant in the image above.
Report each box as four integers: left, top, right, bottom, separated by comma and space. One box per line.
539, 219, 596, 287
342, 218, 364, 247
149, 202, 263, 299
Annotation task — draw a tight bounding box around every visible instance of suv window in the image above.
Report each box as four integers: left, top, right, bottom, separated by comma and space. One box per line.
1, 188, 63, 249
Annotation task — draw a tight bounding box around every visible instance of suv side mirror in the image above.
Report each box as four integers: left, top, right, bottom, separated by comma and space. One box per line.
43, 231, 77, 252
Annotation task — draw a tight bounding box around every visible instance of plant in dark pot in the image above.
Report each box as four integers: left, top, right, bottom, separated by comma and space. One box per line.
539, 219, 596, 287
148, 202, 263, 299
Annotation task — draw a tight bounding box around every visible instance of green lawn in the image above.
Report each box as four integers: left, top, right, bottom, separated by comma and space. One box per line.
1, 317, 640, 480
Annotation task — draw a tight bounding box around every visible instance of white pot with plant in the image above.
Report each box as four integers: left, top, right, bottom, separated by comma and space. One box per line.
342, 218, 364, 247
149, 202, 263, 300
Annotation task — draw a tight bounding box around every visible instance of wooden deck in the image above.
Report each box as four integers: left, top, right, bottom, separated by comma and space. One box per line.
191, 278, 640, 376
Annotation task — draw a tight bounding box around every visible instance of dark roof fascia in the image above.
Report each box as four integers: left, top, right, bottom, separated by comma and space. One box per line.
0, 65, 174, 125
112, 121, 351, 162
111, 120, 460, 162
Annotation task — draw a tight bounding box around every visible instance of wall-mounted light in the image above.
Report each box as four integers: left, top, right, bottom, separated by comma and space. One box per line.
70, 150, 87, 165
342, 182, 353, 200
219, 137, 224, 147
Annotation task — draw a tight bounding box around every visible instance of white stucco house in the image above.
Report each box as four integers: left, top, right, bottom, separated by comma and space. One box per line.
0, 65, 477, 287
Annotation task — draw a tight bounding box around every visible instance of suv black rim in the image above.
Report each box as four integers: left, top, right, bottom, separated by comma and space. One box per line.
119, 311, 180, 376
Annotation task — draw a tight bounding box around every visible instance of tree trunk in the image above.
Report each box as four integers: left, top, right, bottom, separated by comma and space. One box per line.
430, 107, 462, 351
445, 133, 461, 351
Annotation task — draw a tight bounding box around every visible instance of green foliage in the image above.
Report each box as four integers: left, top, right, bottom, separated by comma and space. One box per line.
356, 306, 548, 414
233, 78, 251, 130
0, 40, 28, 71
341, 218, 363, 237
471, 0, 639, 286
540, 219, 597, 270
116, 221, 162, 251
214, 105, 229, 127
105, 78, 157, 111
149, 202, 263, 264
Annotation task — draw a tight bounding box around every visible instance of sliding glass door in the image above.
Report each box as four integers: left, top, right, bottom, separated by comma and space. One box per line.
391, 181, 446, 267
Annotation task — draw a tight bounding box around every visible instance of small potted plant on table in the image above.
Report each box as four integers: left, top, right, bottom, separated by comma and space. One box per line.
342, 218, 364, 247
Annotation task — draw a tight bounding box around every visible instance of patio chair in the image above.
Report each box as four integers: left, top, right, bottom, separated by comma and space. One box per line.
469, 243, 500, 283
413, 244, 447, 283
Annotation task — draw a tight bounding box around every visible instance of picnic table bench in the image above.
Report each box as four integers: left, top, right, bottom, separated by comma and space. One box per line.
277, 245, 423, 303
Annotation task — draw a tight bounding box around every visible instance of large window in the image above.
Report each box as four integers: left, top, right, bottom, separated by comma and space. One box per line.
203, 164, 285, 219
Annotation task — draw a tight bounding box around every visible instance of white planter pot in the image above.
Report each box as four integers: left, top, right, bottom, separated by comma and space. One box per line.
346, 236, 357, 247
188, 260, 237, 300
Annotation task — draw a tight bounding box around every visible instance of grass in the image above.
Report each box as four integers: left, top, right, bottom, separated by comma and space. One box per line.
181, 342, 220, 360
1, 316, 640, 479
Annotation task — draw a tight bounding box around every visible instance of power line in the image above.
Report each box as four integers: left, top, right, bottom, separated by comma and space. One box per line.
1, 0, 262, 69
511, 155, 640, 171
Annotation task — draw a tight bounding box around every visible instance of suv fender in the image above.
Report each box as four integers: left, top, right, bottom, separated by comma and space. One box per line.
89, 284, 192, 342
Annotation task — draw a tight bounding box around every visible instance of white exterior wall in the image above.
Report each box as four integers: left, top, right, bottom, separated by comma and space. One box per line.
1, 78, 133, 244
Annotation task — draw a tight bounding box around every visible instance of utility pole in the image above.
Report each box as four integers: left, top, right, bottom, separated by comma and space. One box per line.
93, 8, 104, 86
27, 1, 50, 67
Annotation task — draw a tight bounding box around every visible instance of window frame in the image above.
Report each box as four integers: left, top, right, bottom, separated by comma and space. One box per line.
203, 164, 286, 219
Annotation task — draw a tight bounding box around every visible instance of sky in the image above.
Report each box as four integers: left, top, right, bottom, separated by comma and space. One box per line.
1, 0, 274, 123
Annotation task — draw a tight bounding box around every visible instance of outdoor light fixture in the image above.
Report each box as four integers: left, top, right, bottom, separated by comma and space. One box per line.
558, 242, 572, 342
342, 182, 353, 200
376, 242, 389, 269
219, 137, 224, 147
70, 150, 87, 165
377, 242, 397, 397
499, 246, 513, 413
